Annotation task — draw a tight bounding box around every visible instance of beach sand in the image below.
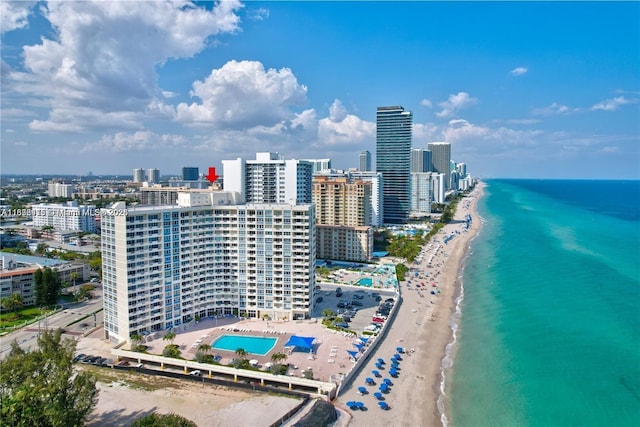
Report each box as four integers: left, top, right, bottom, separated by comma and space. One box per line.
338, 183, 484, 427
86, 368, 302, 426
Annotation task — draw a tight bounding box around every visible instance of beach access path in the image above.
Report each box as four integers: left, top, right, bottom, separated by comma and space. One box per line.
337, 184, 484, 427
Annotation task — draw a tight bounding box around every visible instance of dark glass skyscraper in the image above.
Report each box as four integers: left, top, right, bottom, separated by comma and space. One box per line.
182, 166, 199, 181
376, 106, 412, 224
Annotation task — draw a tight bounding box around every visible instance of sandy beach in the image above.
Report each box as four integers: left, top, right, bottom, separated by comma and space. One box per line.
84, 367, 303, 427
338, 183, 484, 427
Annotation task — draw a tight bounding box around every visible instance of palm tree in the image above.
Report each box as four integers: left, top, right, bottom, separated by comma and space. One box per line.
270, 352, 288, 365
163, 330, 176, 346
70, 272, 79, 293
321, 309, 334, 318
235, 348, 248, 360
197, 343, 211, 355
130, 333, 143, 351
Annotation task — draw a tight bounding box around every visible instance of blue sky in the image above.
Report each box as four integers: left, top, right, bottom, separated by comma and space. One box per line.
1, 1, 638, 179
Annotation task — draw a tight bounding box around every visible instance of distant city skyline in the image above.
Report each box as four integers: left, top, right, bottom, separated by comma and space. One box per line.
1, 1, 638, 179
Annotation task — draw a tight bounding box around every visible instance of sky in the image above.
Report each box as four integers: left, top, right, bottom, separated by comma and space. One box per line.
1, 1, 639, 179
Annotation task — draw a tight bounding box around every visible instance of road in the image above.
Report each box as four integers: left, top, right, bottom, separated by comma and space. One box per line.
0, 293, 104, 359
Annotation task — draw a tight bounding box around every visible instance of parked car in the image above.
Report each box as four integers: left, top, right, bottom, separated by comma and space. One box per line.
189, 370, 201, 376
351, 301, 363, 307
337, 302, 345, 308
315, 297, 323, 303
73, 353, 86, 363
334, 322, 349, 328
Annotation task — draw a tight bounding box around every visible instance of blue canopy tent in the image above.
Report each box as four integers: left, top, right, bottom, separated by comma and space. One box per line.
354, 343, 364, 352
283, 336, 315, 352
347, 350, 359, 360
360, 337, 369, 343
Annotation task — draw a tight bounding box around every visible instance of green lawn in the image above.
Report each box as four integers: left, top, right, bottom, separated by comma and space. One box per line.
0, 307, 50, 329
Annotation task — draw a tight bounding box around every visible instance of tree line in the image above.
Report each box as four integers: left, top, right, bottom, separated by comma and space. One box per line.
34, 267, 62, 307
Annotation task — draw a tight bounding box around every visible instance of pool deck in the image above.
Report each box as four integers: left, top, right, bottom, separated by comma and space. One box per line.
141, 316, 361, 382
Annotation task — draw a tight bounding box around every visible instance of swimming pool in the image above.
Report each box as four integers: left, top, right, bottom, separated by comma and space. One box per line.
211, 335, 277, 356
356, 277, 373, 287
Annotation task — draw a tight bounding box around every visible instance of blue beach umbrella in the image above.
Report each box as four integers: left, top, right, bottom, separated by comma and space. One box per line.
366, 377, 375, 385
378, 401, 390, 410
372, 370, 381, 377
375, 362, 384, 369
396, 346, 404, 353
374, 392, 384, 400
394, 353, 402, 360
377, 358, 385, 364
358, 386, 368, 394
383, 378, 393, 386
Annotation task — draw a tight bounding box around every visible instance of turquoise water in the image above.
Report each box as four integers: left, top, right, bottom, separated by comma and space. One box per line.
211, 335, 277, 356
450, 180, 640, 427
356, 278, 373, 286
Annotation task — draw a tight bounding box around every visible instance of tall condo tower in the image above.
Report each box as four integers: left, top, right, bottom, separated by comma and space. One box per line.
222, 152, 313, 204
427, 142, 451, 190
411, 148, 432, 173
147, 168, 160, 183
182, 167, 199, 181
359, 150, 372, 172
376, 106, 412, 224
133, 168, 145, 183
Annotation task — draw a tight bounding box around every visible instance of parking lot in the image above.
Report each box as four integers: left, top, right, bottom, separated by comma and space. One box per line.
312, 282, 396, 334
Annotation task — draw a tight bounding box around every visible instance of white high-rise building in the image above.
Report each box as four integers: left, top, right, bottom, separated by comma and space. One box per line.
31, 202, 97, 232
222, 152, 313, 204
147, 168, 160, 183
47, 182, 74, 198
411, 172, 432, 214
101, 194, 316, 343
133, 168, 145, 183
427, 142, 451, 190
431, 173, 446, 204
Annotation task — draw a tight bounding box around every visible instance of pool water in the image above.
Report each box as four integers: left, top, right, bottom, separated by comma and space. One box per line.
211, 335, 277, 356
356, 278, 373, 286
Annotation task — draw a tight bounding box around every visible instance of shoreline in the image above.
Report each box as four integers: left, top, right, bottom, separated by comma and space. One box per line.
338, 182, 485, 427
437, 183, 485, 426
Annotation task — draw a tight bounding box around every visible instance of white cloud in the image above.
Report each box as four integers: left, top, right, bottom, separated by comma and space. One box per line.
248, 7, 270, 21
175, 60, 308, 128
0, 2, 35, 34
590, 96, 638, 111
421, 99, 433, 108
436, 92, 478, 118
81, 131, 187, 153
317, 100, 375, 146
510, 67, 528, 76
532, 102, 576, 116
6, 0, 243, 132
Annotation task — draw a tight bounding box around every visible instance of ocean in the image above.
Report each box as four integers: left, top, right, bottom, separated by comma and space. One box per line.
449, 180, 640, 427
